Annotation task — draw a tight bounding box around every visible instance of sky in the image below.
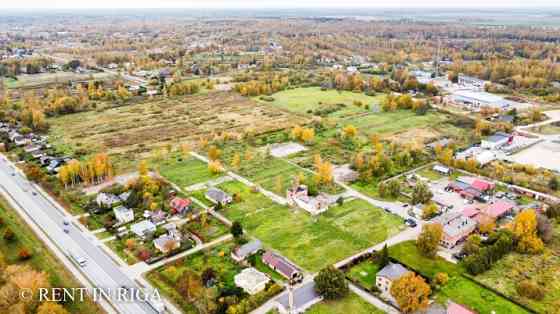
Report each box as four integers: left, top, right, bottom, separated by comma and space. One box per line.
1, 0, 559, 9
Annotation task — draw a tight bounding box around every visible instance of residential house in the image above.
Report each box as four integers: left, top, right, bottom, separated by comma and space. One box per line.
95, 193, 122, 209
153, 235, 180, 253
287, 185, 330, 216
432, 212, 477, 248
262, 251, 303, 283
276, 281, 322, 314
154, 223, 182, 253
205, 188, 232, 206
113, 205, 134, 224
169, 197, 192, 215
149, 210, 167, 224
433, 165, 451, 175
376, 263, 410, 304
231, 239, 262, 262
130, 220, 156, 239
119, 191, 132, 203
24, 144, 42, 154
447, 301, 475, 314
234, 268, 270, 295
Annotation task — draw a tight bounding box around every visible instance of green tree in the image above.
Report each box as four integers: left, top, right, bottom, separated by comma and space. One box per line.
230, 221, 243, 239
314, 266, 349, 300
417, 223, 443, 257
411, 182, 433, 205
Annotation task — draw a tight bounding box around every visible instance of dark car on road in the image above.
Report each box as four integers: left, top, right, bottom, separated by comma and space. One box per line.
404, 218, 417, 227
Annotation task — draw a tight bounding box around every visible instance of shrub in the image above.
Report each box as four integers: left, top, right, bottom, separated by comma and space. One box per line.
433, 272, 449, 286
18, 248, 32, 260
3, 228, 15, 242
516, 280, 545, 300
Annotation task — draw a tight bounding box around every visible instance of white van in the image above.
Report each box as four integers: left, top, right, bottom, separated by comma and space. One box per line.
70, 251, 87, 267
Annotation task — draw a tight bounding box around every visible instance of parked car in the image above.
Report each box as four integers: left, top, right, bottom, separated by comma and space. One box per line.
404, 218, 417, 227
452, 252, 466, 261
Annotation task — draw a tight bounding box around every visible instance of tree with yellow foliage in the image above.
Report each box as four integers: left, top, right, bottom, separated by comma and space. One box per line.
207, 146, 221, 161
390, 272, 431, 313
512, 209, 544, 254
301, 128, 315, 143
231, 152, 241, 170
208, 160, 223, 174
138, 160, 149, 177
342, 125, 358, 139
37, 302, 69, 314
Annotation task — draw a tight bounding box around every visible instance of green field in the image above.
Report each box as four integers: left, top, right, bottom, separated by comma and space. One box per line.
6, 72, 115, 89
0, 197, 103, 314
346, 259, 380, 290
306, 291, 385, 314
218, 180, 404, 272
257, 87, 385, 117
343, 110, 449, 136
389, 241, 529, 314
159, 156, 221, 188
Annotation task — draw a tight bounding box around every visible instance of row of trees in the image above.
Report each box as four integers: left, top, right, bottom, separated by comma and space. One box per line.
58, 153, 114, 187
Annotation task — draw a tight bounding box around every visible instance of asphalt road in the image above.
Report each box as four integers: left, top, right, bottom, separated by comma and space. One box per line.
0, 157, 158, 314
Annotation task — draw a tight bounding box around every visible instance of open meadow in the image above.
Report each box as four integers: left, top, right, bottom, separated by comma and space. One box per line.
47, 92, 307, 171
217, 180, 404, 272
255, 87, 385, 118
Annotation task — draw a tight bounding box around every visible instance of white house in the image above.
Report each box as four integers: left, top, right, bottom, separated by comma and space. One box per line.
376, 263, 409, 304
130, 220, 156, 239
153, 234, 180, 253
286, 185, 330, 216
113, 205, 134, 224
234, 268, 270, 295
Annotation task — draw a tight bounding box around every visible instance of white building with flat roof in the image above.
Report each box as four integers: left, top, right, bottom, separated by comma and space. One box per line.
234, 268, 270, 295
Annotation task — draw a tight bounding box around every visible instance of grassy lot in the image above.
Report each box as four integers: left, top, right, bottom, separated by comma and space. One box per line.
184, 215, 229, 243
416, 167, 446, 181
389, 241, 529, 314
105, 237, 140, 265
0, 197, 103, 314
346, 259, 380, 290
474, 224, 560, 314
159, 156, 220, 188
7, 71, 114, 89
342, 110, 449, 137
306, 291, 385, 314
218, 180, 403, 272
256, 87, 385, 118
47, 92, 306, 171
529, 122, 560, 135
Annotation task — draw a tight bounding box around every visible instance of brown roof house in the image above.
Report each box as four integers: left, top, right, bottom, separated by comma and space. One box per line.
262, 251, 303, 283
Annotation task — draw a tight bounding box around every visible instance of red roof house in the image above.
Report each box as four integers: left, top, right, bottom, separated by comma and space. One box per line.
170, 197, 192, 214
447, 301, 475, 314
